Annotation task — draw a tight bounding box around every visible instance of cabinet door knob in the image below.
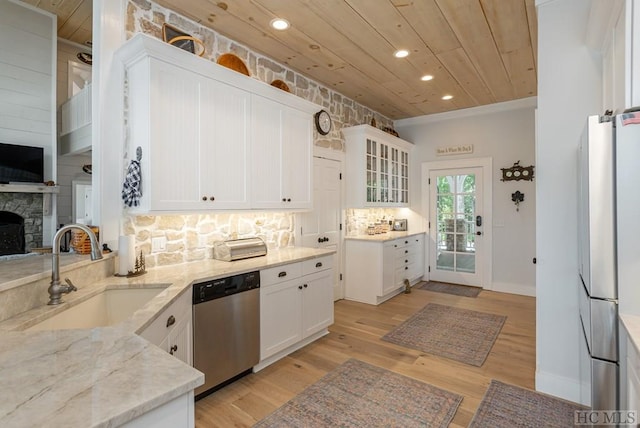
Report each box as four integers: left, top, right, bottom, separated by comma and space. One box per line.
170, 344, 178, 355
303, 284, 308, 288
405, 250, 408, 254
287, 198, 291, 202
166, 315, 175, 328
405, 267, 408, 270
298, 285, 303, 290
209, 196, 215, 201
405, 240, 408, 244
201, 196, 207, 201
405, 260, 408, 263
282, 198, 286, 202
318, 237, 323, 243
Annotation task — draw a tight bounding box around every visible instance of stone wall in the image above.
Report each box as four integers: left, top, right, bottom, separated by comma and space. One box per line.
0, 193, 43, 251
124, 0, 398, 267
345, 208, 401, 236
126, 0, 394, 151
124, 212, 295, 268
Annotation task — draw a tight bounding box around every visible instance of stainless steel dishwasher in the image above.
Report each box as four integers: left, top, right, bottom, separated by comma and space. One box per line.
192, 270, 260, 400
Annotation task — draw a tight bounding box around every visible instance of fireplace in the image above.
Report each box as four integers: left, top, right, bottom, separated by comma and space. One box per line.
0, 193, 43, 255
0, 211, 25, 255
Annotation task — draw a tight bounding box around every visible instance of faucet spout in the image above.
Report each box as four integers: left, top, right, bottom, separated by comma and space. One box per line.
48, 224, 103, 305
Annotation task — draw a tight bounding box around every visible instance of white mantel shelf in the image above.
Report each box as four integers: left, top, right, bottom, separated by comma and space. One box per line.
0, 184, 59, 194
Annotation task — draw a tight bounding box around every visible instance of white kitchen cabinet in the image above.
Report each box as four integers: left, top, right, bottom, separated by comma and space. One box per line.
140, 289, 193, 366
345, 233, 425, 305
343, 125, 413, 207
258, 255, 333, 369
125, 57, 250, 212
251, 95, 313, 209
118, 34, 319, 213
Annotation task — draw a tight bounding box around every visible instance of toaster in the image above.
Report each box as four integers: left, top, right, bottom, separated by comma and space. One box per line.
392, 219, 408, 231
212, 237, 267, 261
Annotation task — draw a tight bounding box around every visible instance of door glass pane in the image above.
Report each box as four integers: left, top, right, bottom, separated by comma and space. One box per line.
435, 173, 476, 274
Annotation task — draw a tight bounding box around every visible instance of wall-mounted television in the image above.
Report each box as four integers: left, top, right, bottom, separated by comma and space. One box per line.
0, 143, 44, 184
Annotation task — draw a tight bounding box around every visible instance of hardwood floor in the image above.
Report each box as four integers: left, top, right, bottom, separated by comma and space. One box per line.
195, 287, 536, 427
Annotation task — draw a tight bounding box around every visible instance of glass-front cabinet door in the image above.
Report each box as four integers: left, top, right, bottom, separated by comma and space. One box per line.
366, 138, 378, 203
343, 125, 414, 208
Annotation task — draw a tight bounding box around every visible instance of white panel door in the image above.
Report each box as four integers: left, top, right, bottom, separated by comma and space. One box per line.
301, 271, 334, 337
260, 279, 302, 359
300, 157, 342, 299
251, 95, 284, 208
282, 106, 312, 208
200, 79, 250, 209
429, 167, 483, 286
148, 60, 202, 210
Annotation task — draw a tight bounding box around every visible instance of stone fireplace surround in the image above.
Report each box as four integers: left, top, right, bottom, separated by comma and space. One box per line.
0, 193, 43, 254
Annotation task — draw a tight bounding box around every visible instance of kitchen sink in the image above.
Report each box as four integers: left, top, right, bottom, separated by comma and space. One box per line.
26, 287, 167, 331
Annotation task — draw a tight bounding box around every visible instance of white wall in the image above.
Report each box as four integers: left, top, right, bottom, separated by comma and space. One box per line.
535, 0, 602, 402
0, 0, 57, 244
395, 99, 537, 296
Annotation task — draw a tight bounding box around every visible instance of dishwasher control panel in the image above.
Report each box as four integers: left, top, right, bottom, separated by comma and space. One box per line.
192, 271, 260, 304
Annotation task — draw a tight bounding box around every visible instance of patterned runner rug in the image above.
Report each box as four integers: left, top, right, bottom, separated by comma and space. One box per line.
415, 281, 481, 297
254, 359, 462, 427
382, 303, 506, 366
469, 380, 588, 427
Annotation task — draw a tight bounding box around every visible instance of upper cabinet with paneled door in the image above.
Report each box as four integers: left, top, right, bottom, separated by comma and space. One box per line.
343, 125, 413, 208
117, 34, 319, 213
251, 95, 313, 209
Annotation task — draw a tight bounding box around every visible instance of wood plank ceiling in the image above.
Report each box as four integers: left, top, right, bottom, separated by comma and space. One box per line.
35, 0, 537, 120
22, 0, 92, 46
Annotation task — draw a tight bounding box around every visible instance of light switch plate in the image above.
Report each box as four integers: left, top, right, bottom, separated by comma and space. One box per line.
151, 236, 166, 253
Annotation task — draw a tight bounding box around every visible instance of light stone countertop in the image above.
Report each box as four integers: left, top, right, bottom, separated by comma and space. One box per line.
0, 246, 335, 428
344, 231, 426, 242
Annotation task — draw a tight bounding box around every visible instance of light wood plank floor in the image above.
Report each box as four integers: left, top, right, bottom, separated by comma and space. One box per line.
195, 287, 536, 427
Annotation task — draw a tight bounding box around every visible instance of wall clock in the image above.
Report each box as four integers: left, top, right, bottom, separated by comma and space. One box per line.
314, 110, 332, 135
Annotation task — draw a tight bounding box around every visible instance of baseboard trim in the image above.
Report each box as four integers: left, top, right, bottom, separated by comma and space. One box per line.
489, 281, 536, 297
536, 369, 582, 404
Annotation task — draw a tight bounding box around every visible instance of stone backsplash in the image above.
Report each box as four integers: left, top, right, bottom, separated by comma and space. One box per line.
346, 208, 402, 236
123, 212, 295, 268
126, 0, 393, 151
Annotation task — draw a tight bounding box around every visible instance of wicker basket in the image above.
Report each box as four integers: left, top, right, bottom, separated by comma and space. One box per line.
70, 226, 99, 254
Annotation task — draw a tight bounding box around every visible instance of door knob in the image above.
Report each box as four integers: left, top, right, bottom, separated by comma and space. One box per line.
476, 231, 482, 236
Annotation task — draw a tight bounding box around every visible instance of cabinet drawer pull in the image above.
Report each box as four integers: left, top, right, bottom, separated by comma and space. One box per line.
278, 271, 287, 278
315, 262, 323, 268
166, 315, 176, 328
170, 344, 178, 355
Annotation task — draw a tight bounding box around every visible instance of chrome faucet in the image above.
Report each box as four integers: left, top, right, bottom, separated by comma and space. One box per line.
48, 224, 103, 305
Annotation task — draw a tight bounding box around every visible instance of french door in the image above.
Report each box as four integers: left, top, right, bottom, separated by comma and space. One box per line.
429, 167, 483, 286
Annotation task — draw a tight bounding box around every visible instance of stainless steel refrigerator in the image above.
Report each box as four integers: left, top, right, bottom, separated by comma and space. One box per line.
577, 112, 640, 410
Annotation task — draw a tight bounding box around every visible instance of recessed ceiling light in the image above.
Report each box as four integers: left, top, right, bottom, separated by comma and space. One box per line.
421, 75, 433, 81
394, 49, 409, 58
270, 18, 290, 30
442, 95, 453, 100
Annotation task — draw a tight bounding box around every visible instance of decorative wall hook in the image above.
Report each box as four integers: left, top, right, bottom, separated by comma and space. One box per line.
512, 191, 525, 211
501, 161, 534, 181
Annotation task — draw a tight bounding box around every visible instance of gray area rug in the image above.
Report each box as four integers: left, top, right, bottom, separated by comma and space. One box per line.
469, 380, 588, 428
254, 359, 462, 427
382, 303, 506, 366
415, 281, 481, 297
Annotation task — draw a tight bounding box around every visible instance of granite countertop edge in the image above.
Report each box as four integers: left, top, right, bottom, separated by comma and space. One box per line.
0, 246, 335, 427
344, 231, 426, 242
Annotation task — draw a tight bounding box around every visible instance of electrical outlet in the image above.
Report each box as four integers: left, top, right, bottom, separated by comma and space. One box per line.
151, 236, 166, 253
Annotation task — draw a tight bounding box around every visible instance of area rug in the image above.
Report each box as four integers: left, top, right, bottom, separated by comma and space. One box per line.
469, 380, 588, 428
382, 303, 506, 366
254, 359, 462, 427
415, 281, 481, 297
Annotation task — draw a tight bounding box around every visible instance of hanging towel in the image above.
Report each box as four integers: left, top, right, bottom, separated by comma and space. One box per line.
122, 159, 142, 207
